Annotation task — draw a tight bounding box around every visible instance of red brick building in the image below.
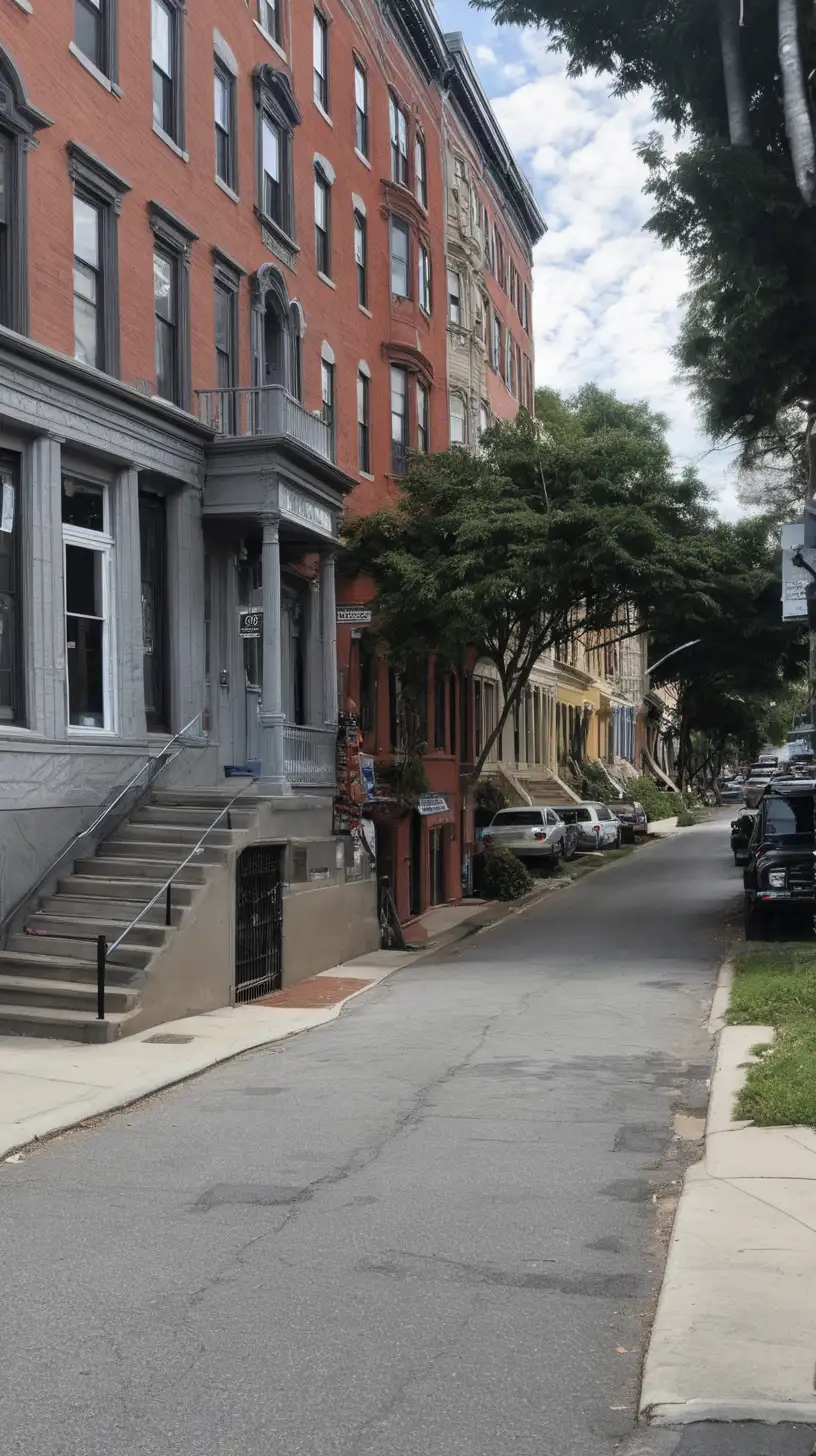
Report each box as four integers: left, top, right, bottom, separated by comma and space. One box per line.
0, 0, 542, 930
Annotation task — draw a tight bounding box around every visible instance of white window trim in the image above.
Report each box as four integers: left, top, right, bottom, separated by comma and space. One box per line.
63, 492, 117, 736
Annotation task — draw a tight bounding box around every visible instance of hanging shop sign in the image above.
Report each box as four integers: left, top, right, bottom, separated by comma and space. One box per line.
239, 609, 262, 639
336, 605, 372, 625
417, 793, 450, 816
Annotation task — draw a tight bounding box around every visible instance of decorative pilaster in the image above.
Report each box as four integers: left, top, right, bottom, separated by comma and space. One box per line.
305, 575, 323, 725
258, 515, 290, 793
26, 434, 64, 738
320, 551, 338, 726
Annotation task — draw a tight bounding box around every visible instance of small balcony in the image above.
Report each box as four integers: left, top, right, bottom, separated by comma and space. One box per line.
195, 385, 333, 465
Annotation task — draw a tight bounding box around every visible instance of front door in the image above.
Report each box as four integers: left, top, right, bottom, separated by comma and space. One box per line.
139, 492, 168, 731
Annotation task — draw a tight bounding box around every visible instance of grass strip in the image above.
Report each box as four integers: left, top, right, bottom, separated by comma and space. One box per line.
728, 946, 816, 1126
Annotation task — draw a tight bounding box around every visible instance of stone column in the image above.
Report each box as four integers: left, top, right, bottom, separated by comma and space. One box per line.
114, 466, 146, 740
320, 550, 338, 726
26, 434, 64, 738
166, 484, 206, 737
305, 576, 323, 725
258, 515, 289, 793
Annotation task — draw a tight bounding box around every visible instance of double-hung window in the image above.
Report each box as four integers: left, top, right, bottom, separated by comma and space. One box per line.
321, 356, 335, 435
447, 269, 461, 326
75, 0, 117, 79
62, 475, 115, 733
416, 381, 429, 453
449, 394, 466, 447
505, 331, 513, 390
491, 313, 501, 372
262, 116, 282, 225
354, 209, 367, 307
150, 199, 196, 408
314, 166, 331, 277
357, 370, 370, 473
354, 59, 369, 158
390, 365, 408, 474
414, 132, 427, 207
259, 0, 281, 45
214, 271, 238, 429
313, 9, 329, 113
73, 197, 102, 370
256, 69, 300, 241
214, 61, 236, 191
390, 217, 409, 297
389, 95, 408, 185
418, 241, 431, 313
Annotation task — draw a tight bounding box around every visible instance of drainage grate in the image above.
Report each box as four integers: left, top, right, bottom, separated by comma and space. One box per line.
143, 1033, 195, 1045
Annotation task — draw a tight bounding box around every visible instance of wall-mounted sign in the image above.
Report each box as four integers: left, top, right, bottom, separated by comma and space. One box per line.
417, 793, 450, 816
336, 604, 372, 625
280, 485, 333, 536
781, 522, 809, 620
239, 609, 262, 639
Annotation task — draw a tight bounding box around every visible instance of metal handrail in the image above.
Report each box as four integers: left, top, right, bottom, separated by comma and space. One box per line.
0, 713, 203, 943
95, 780, 255, 1021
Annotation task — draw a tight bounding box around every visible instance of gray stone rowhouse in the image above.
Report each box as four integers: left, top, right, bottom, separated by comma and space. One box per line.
0, 294, 351, 926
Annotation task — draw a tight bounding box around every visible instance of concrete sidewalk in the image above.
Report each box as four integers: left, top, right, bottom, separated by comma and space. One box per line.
641, 961, 816, 1426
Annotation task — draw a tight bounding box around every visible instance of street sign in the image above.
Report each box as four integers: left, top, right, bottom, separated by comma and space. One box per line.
239, 609, 262, 639
337, 604, 372, 625
781, 523, 809, 620
417, 793, 449, 816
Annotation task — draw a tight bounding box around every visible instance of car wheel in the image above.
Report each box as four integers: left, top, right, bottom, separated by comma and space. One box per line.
744, 900, 766, 940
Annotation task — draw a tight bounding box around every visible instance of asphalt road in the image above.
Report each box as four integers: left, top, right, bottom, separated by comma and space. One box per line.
2, 818, 808, 1456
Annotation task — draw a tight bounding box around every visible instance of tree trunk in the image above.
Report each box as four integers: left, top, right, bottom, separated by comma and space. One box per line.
717, 0, 752, 146
779, 0, 816, 205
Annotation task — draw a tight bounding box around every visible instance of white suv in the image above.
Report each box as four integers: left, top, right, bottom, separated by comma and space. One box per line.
558, 802, 622, 852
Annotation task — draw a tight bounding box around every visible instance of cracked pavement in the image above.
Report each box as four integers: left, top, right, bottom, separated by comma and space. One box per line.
2, 819, 808, 1455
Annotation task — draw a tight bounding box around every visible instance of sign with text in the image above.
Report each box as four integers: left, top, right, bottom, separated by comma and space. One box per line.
417, 793, 450, 816
239, 609, 262, 639
336, 604, 372, 625
781, 522, 809, 621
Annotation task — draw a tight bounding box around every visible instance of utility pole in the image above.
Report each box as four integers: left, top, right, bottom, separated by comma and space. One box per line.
792, 498, 816, 742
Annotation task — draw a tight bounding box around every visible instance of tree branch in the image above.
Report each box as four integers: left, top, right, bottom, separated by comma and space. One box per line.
718, 0, 752, 146
779, 0, 816, 204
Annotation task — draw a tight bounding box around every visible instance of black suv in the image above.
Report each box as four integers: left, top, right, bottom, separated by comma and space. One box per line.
743, 780, 815, 938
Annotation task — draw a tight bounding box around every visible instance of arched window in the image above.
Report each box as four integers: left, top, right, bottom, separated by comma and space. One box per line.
0, 46, 50, 334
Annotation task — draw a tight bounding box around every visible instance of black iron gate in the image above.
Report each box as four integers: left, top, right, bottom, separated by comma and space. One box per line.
235, 846, 283, 1002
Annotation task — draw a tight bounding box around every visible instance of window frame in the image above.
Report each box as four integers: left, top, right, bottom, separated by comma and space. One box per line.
416, 379, 429, 453
447, 268, 461, 326
314, 164, 331, 277
389, 94, 409, 187
214, 58, 237, 192
491, 312, 501, 373
357, 368, 371, 474
255, 65, 301, 246
354, 207, 367, 307
0, 455, 23, 726
67, 143, 129, 378
414, 131, 427, 208
0, 52, 50, 335
313, 7, 329, 115
62, 475, 116, 736
417, 239, 431, 314
390, 216, 410, 298
74, 0, 118, 84
151, 0, 185, 149
390, 364, 408, 475
321, 353, 335, 440
258, 0, 282, 47
449, 392, 467, 447
354, 56, 369, 158
149, 200, 197, 409
213, 251, 242, 430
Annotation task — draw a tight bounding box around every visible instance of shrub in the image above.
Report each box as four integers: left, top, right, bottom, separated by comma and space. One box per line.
580, 761, 615, 801
627, 775, 681, 823
474, 778, 508, 816
479, 845, 535, 901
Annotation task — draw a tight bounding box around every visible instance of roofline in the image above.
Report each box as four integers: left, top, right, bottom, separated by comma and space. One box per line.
380, 4, 546, 249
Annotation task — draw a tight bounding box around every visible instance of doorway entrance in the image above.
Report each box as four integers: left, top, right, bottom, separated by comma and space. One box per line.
235, 845, 283, 1001
139, 492, 168, 731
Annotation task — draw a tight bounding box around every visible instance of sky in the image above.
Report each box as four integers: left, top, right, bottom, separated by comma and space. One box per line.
434, 0, 740, 517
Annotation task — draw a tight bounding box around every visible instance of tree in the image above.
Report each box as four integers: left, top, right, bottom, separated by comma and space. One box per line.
342, 390, 718, 785
647, 516, 807, 786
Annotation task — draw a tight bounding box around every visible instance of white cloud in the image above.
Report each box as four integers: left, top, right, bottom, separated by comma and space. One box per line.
474, 43, 498, 67
485, 48, 740, 517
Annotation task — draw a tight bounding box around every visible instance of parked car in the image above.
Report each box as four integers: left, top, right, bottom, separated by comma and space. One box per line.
730, 810, 756, 866
556, 802, 623, 851
483, 807, 576, 864
743, 780, 815, 938
719, 780, 744, 805
611, 798, 648, 843
743, 770, 777, 808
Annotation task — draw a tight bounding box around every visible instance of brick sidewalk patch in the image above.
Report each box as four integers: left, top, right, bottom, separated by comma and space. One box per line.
255, 976, 373, 1009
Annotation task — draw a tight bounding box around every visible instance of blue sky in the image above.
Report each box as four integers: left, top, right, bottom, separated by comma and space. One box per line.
435, 0, 739, 514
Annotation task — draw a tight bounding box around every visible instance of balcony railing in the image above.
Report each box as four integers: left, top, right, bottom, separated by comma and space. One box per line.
195, 385, 333, 463
284, 724, 337, 789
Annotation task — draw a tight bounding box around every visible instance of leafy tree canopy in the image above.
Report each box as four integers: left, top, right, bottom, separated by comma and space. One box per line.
343, 389, 719, 780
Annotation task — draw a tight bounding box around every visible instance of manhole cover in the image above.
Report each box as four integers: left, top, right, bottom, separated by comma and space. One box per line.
143, 1033, 195, 1045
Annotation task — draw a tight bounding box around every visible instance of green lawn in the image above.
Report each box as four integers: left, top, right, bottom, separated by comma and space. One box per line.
727, 946, 816, 1126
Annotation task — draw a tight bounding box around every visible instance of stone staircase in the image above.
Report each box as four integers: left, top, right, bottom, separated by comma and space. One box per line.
0, 789, 257, 1043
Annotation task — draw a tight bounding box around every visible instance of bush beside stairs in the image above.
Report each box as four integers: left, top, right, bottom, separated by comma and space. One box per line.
0, 790, 258, 1044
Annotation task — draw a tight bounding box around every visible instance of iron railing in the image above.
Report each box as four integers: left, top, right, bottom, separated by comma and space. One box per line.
195, 385, 333, 462
284, 723, 337, 788
0, 713, 203, 945
96, 781, 255, 1021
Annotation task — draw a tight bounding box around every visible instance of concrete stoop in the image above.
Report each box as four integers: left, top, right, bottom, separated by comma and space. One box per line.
0, 788, 268, 1044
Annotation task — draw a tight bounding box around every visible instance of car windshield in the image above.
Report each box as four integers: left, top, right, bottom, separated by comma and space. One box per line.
491, 810, 544, 827
764, 796, 814, 837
